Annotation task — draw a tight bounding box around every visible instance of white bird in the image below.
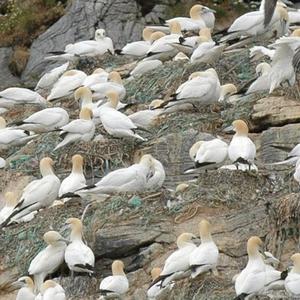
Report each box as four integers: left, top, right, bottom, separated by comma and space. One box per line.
128, 99, 164, 129
35, 62, 69, 92
28, 231, 67, 292
76, 154, 154, 196
74, 86, 98, 111
147, 268, 174, 300
64, 218, 95, 274
97, 90, 146, 141
268, 31, 300, 93
150, 233, 197, 288
13, 107, 69, 133
288, 9, 300, 25
173, 52, 189, 61
166, 4, 215, 30
227, 120, 256, 169
117, 28, 154, 57
130, 59, 163, 78
0, 192, 36, 225
189, 220, 219, 278
90, 71, 126, 101
16, 276, 35, 300
47, 70, 87, 101
145, 22, 182, 61
47, 28, 114, 59
0, 87, 46, 109
246, 62, 271, 94
99, 260, 129, 298
54, 108, 95, 151
59, 154, 86, 199
226, 4, 288, 39
83, 68, 108, 87
235, 236, 285, 299
0, 117, 37, 150
190, 33, 225, 64
145, 156, 165, 190
0, 157, 5, 168
166, 68, 221, 106
188, 138, 228, 170
285, 253, 300, 298
1, 157, 60, 225
218, 83, 238, 102
38, 280, 66, 300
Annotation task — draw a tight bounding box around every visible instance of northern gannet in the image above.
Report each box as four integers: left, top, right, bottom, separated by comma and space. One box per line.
59, 154, 86, 199
91, 71, 126, 101
0, 87, 46, 109
285, 253, 300, 298
189, 220, 219, 278
47, 28, 114, 59
130, 59, 163, 78
218, 84, 238, 102
97, 90, 146, 141
12, 107, 69, 133
227, 120, 256, 169
16, 276, 35, 300
83, 68, 108, 87
28, 231, 67, 292
99, 260, 129, 298
145, 155, 165, 190
147, 267, 174, 299
75, 154, 154, 196
188, 138, 228, 169
47, 70, 87, 101
54, 108, 95, 151
64, 218, 95, 274
35, 62, 69, 92
117, 28, 154, 57
0, 192, 36, 225
38, 280, 66, 300
2, 157, 60, 225
150, 233, 197, 288
246, 62, 271, 94
0, 117, 37, 150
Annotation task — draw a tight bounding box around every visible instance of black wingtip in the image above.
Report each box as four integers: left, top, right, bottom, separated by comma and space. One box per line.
114, 49, 123, 55
179, 36, 186, 44
59, 192, 81, 199
281, 269, 288, 280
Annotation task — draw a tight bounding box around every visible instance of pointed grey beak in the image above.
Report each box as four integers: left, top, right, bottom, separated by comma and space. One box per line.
204, 7, 216, 14
223, 125, 234, 134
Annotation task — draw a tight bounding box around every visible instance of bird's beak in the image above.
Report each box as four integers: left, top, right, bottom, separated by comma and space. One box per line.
223, 125, 234, 134
204, 7, 216, 13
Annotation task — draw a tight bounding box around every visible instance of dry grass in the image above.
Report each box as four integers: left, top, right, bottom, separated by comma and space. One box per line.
0, 0, 66, 48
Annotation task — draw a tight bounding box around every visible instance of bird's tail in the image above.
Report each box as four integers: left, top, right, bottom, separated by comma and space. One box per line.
34, 274, 45, 293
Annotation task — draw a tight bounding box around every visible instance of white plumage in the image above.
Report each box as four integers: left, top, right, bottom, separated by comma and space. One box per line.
28, 231, 67, 292
83, 68, 108, 87
3, 157, 60, 224
47, 70, 87, 101
16, 277, 35, 300
189, 220, 219, 278
64, 218, 95, 274
76, 154, 154, 196
0, 87, 46, 109
285, 253, 300, 298
98, 90, 146, 141
246, 62, 271, 94
39, 280, 66, 300
54, 108, 95, 151
59, 154, 86, 198
99, 260, 129, 297
35, 62, 69, 92
145, 156, 165, 190
228, 120, 256, 168
130, 60, 162, 78
14, 107, 69, 133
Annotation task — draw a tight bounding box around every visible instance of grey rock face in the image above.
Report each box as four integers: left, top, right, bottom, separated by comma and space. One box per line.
0, 47, 21, 89
22, 0, 171, 82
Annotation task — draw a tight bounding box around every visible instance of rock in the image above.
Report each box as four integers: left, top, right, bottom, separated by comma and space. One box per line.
259, 123, 300, 163
252, 97, 300, 128
94, 222, 170, 258
22, 0, 171, 82
0, 48, 20, 89
8, 47, 30, 77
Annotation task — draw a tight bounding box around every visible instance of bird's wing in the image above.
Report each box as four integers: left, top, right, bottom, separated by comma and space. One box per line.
24, 109, 67, 127
61, 120, 94, 134
100, 109, 136, 130
264, 0, 277, 26
65, 242, 95, 266
0, 129, 28, 144
229, 11, 264, 32
178, 79, 212, 99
